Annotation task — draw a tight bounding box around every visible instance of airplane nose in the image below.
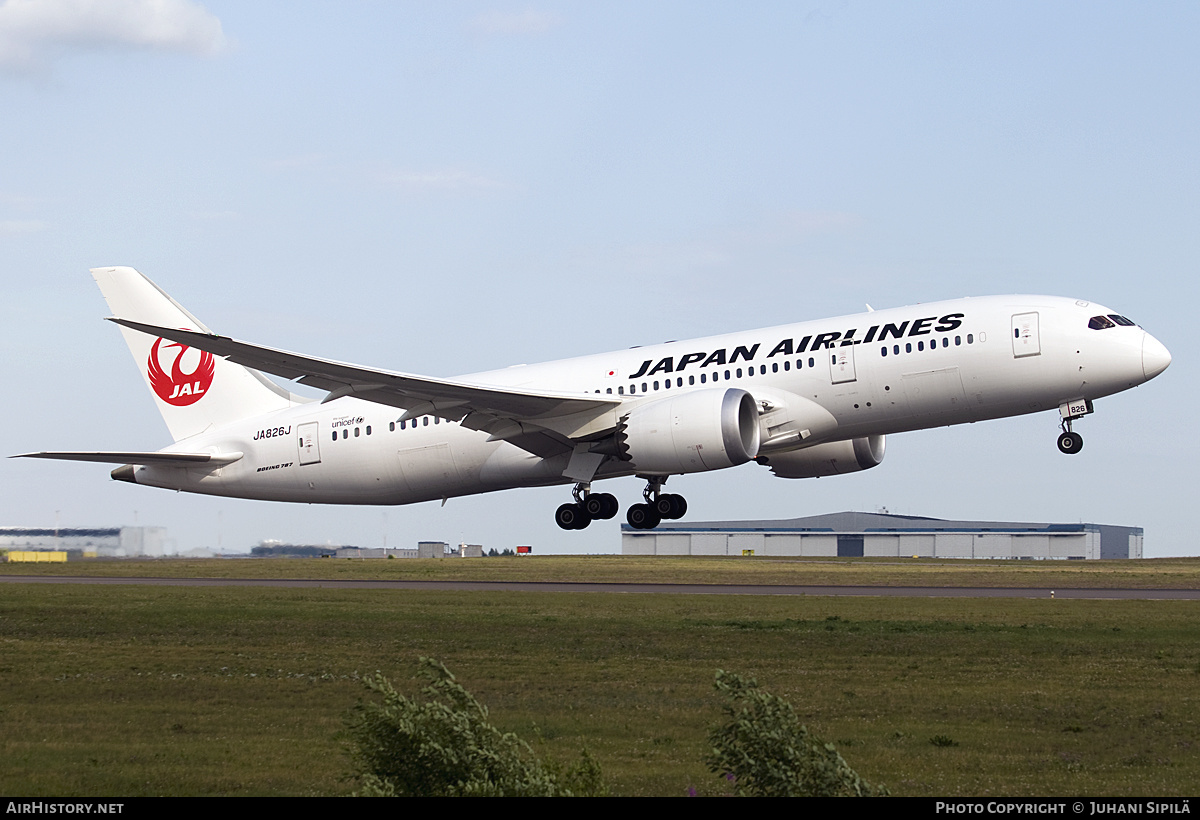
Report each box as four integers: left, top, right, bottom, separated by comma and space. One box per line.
1142, 332, 1171, 380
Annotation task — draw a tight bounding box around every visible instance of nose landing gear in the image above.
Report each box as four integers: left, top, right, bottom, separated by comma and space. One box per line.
1057, 425, 1083, 454
1056, 399, 1092, 455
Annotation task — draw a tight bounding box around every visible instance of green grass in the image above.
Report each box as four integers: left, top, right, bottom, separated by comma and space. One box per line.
5, 554, 1200, 588
1, 580, 1198, 796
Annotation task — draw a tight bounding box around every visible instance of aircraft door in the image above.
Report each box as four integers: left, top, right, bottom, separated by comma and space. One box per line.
829, 345, 857, 384
298, 421, 321, 465
1012, 312, 1041, 358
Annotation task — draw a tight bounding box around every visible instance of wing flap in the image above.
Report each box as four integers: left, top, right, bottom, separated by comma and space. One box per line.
108, 319, 622, 432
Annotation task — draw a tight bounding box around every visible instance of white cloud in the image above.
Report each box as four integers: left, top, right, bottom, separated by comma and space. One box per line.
267, 153, 326, 170
0, 219, 48, 234
189, 209, 238, 221
382, 167, 506, 194
0, 0, 226, 71
469, 7, 561, 36
769, 209, 862, 238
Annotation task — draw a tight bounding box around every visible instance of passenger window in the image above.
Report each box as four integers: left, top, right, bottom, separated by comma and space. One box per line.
918, 341, 924, 351
955, 336, 961, 346
619, 386, 625, 395
689, 375, 695, 385
906, 343, 912, 353
736, 368, 743, 378
808, 358, 814, 367
354, 427, 360, 437
332, 431, 337, 442
700, 373, 707, 383
653, 381, 659, 390
342, 429, 348, 439
772, 363, 778, 373
881, 347, 887, 356
942, 338, 949, 348
423, 417, 429, 426
366, 426, 371, 435
389, 422, 395, 432
784, 361, 790, 371
967, 334, 974, 344
893, 345, 900, 355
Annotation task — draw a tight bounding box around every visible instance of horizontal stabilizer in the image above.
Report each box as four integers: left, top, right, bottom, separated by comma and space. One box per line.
12, 451, 243, 466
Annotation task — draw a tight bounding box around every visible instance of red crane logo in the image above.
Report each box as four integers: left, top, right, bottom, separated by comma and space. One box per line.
147, 336, 215, 406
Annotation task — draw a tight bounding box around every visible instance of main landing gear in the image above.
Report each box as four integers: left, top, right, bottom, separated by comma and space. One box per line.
554, 483, 619, 530
625, 476, 687, 531
553, 478, 688, 531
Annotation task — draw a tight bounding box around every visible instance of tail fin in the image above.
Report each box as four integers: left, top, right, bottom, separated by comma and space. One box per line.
92, 267, 301, 442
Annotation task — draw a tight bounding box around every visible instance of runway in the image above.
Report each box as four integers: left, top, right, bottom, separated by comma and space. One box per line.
2, 575, 1198, 599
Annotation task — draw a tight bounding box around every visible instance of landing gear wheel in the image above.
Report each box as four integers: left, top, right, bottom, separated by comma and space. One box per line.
584, 492, 618, 520
555, 502, 591, 530
626, 503, 662, 530
1057, 431, 1083, 454
654, 493, 687, 520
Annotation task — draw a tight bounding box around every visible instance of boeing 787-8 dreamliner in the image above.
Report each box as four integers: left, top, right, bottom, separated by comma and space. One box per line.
16, 267, 1171, 530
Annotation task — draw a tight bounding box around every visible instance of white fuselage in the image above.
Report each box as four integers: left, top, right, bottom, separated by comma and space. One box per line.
129, 295, 1168, 504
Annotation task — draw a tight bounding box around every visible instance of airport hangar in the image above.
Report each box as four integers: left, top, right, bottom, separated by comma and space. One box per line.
621, 511, 1143, 560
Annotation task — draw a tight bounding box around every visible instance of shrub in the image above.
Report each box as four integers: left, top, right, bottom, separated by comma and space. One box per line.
347, 658, 601, 796
706, 670, 887, 797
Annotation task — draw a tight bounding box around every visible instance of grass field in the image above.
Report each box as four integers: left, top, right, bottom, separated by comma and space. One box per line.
2, 557, 1198, 797
4, 553, 1200, 588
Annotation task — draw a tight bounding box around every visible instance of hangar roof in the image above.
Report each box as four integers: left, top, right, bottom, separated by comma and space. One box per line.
633, 511, 1142, 536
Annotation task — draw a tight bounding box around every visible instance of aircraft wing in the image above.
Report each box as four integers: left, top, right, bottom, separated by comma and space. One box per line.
12, 451, 242, 465
108, 319, 623, 445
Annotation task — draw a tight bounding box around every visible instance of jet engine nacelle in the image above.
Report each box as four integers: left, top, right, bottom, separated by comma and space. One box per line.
622, 387, 761, 474
758, 435, 886, 478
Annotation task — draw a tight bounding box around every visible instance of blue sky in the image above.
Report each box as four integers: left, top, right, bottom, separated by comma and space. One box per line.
2, 1, 1195, 556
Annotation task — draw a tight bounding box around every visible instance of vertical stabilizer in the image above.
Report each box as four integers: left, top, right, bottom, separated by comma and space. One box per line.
91, 267, 298, 442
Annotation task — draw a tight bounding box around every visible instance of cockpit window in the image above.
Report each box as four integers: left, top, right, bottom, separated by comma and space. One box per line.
1108, 314, 1136, 326
1089, 315, 1115, 330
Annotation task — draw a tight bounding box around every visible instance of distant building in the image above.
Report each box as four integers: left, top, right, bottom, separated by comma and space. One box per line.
335, 548, 388, 559
252, 542, 340, 558
0, 526, 170, 558
622, 511, 1143, 560
328, 542, 456, 559
418, 541, 448, 559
